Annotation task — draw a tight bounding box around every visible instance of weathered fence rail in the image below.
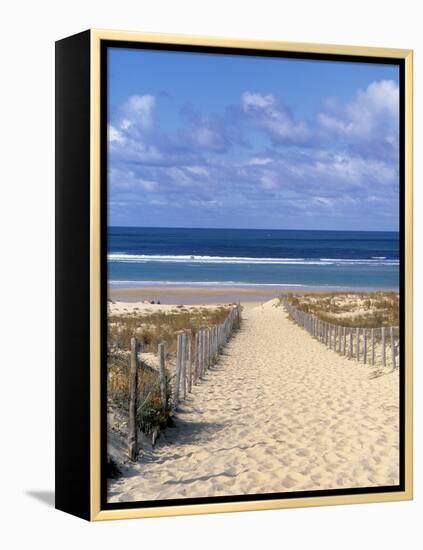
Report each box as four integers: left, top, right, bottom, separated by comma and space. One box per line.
281, 297, 400, 370
127, 303, 241, 460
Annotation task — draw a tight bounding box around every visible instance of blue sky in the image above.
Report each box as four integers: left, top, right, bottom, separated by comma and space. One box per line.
107, 47, 400, 231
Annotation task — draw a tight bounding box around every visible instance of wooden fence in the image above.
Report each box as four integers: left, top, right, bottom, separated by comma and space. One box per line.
127, 303, 241, 460
281, 298, 400, 370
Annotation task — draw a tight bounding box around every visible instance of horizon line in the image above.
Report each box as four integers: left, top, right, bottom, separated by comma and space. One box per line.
107, 225, 400, 233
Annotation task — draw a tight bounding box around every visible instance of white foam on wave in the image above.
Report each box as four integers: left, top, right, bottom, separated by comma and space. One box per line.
108, 253, 399, 267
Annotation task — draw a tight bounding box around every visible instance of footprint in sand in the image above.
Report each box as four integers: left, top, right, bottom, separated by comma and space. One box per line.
295, 448, 310, 457
281, 473, 307, 489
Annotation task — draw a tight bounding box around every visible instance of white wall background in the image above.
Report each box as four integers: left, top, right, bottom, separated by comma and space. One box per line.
0, 0, 420, 547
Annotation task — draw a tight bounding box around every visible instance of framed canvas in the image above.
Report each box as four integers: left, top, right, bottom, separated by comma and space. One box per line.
55, 29, 413, 521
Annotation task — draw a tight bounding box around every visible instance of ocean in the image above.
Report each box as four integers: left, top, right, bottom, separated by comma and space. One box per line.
108, 227, 399, 290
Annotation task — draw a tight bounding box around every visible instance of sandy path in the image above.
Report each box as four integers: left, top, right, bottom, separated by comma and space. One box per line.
108, 300, 399, 502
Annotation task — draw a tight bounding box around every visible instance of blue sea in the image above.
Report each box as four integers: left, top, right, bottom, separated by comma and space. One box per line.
108, 227, 399, 290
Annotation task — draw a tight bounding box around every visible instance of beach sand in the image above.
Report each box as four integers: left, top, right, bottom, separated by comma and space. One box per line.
108, 298, 399, 502
108, 284, 368, 305
109, 285, 292, 305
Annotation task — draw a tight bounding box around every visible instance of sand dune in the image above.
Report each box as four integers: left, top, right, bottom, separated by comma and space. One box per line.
108, 299, 399, 502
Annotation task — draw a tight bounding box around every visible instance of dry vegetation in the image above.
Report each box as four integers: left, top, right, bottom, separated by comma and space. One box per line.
281, 291, 399, 328
107, 304, 237, 449
107, 351, 173, 435
108, 305, 233, 353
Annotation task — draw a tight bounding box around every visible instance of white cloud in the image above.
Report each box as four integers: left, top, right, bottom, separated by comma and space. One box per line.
356, 80, 399, 118
241, 91, 309, 145
188, 199, 220, 208
109, 168, 158, 192
313, 196, 334, 208
149, 198, 171, 206
107, 93, 169, 166
317, 80, 399, 158
108, 82, 399, 229
138, 179, 157, 191
124, 94, 156, 130
241, 92, 275, 110
316, 152, 394, 187
191, 126, 222, 150
167, 167, 198, 187
246, 157, 273, 166
185, 166, 210, 176
108, 124, 125, 143
260, 170, 280, 190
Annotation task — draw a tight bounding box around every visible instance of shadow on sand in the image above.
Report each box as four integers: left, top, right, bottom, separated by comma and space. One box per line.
368, 368, 397, 380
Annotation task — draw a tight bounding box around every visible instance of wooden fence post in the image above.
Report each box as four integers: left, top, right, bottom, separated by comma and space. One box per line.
210, 327, 214, 360
363, 329, 367, 364
343, 326, 346, 355
206, 329, 210, 370
193, 331, 199, 384
158, 342, 167, 414
283, 301, 400, 371
381, 327, 386, 367
187, 330, 193, 392
180, 333, 187, 400
390, 327, 396, 369
205, 328, 209, 371
371, 328, 375, 366
201, 329, 206, 376
173, 333, 183, 409
128, 337, 139, 461
198, 330, 204, 379
203, 329, 207, 371
356, 327, 360, 361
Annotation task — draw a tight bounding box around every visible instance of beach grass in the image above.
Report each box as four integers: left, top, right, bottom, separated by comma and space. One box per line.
107, 303, 238, 444
107, 351, 173, 434
280, 291, 399, 328
108, 305, 234, 353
